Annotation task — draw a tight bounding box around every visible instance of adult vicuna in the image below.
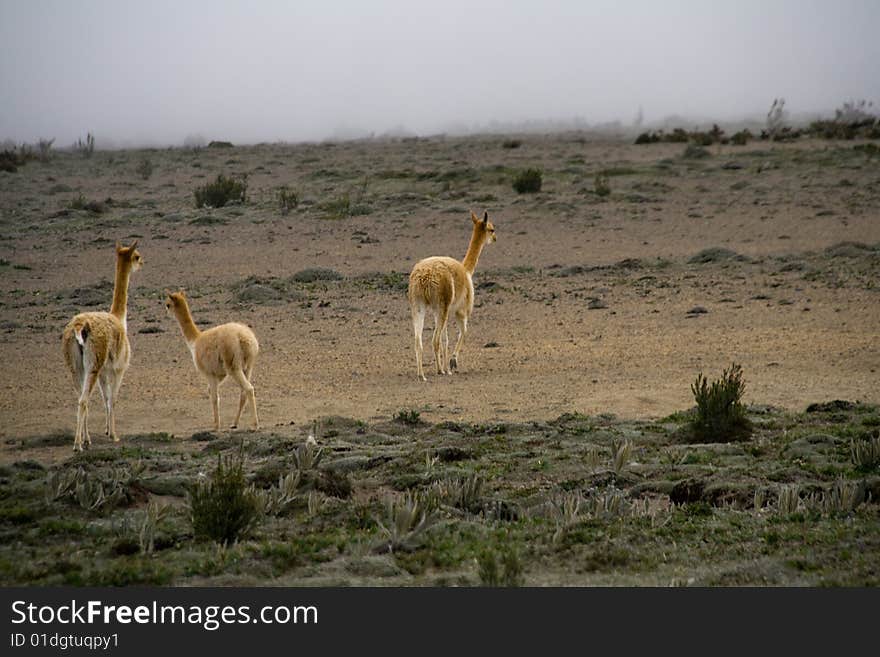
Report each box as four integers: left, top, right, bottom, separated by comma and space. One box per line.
407, 210, 497, 381
61, 241, 143, 451
164, 289, 260, 431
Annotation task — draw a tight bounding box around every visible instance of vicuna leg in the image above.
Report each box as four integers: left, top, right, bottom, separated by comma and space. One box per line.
108, 368, 125, 442
98, 380, 111, 436
432, 307, 450, 375
450, 310, 468, 371
98, 370, 120, 439
231, 368, 259, 430
233, 389, 247, 429
411, 304, 427, 381
75, 371, 98, 452
208, 380, 220, 431
442, 324, 450, 374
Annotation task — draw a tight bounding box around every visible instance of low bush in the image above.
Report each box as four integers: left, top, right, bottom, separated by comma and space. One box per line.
512, 168, 542, 193
194, 174, 247, 208
687, 363, 752, 442
187, 451, 262, 545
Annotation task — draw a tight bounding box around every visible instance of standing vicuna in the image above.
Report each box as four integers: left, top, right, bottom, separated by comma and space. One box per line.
62, 241, 143, 451
164, 290, 260, 431
407, 210, 497, 381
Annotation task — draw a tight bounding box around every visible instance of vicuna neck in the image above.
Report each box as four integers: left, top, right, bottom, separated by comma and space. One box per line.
461, 224, 487, 274
110, 256, 134, 321
171, 299, 201, 344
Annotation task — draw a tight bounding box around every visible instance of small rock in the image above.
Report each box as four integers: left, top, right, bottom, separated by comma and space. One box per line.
687, 306, 708, 315
587, 298, 607, 310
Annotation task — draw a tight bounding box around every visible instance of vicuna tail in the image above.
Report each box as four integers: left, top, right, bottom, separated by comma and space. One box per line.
63, 321, 90, 390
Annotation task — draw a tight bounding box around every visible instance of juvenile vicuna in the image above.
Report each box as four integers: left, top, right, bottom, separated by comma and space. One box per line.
165, 290, 260, 431
407, 211, 497, 380
62, 241, 143, 450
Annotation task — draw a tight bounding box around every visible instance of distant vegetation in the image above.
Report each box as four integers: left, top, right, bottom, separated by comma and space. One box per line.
512, 168, 542, 193
194, 174, 248, 208
74, 132, 95, 158
277, 186, 299, 215
0, 144, 35, 172
636, 98, 880, 147
135, 157, 154, 180
37, 138, 54, 162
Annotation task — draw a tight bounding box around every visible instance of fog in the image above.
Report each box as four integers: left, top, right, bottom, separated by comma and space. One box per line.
2, 0, 878, 146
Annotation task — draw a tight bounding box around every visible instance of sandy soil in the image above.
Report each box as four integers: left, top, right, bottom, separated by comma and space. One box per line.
1, 134, 878, 459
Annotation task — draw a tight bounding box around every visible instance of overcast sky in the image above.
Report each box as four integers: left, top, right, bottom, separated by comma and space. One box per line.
1, 0, 878, 146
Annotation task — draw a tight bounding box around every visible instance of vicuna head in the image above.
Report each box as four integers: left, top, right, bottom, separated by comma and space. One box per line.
116, 240, 143, 271
471, 211, 497, 246
164, 289, 188, 317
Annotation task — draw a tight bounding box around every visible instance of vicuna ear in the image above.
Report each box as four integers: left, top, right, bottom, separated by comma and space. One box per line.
471, 210, 479, 224
129, 239, 138, 250
482, 211, 489, 225
115, 240, 122, 251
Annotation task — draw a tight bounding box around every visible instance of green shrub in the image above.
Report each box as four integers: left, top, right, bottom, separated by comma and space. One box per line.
135, 157, 154, 180
690, 131, 714, 146
38, 138, 55, 162
0, 145, 36, 172
187, 451, 262, 545
291, 267, 342, 283
277, 186, 298, 215
688, 363, 752, 442
437, 473, 484, 514
194, 174, 247, 208
74, 133, 95, 158
634, 131, 659, 145
853, 143, 880, 157
68, 194, 106, 213
393, 409, 421, 425
320, 179, 371, 219
730, 129, 752, 145
851, 435, 880, 472
512, 168, 542, 193
478, 547, 524, 586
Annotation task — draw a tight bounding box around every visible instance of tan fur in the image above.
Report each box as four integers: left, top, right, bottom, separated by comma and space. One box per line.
61, 242, 142, 450
165, 290, 260, 431
407, 211, 497, 380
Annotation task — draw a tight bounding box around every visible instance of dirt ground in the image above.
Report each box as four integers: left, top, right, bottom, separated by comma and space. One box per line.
0, 134, 878, 458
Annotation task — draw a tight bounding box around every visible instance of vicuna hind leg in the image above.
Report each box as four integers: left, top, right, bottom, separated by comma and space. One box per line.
75, 371, 98, 452
411, 304, 427, 381
208, 380, 221, 431
98, 369, 122, 441
107, 368, 126, 442
432, 307, 451, 375
98, 380, 110, 436
450, 310, 468, 372
231, 367, 259, 430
